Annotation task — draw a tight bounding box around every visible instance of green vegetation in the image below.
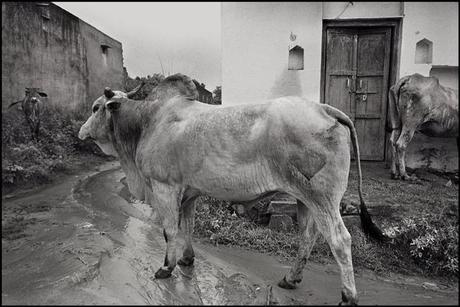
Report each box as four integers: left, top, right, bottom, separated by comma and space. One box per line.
124, 73, 165, 100
2, 103, 109, 194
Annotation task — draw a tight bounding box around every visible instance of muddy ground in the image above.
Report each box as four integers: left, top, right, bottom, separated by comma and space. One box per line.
2, 161, 458, 305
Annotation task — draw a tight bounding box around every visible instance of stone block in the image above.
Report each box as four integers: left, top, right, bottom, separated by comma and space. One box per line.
268, 214, 293, 231
267, 200, 297, 218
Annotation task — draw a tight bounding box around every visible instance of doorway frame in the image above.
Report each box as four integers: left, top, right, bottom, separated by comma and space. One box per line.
320, 18, 402, 162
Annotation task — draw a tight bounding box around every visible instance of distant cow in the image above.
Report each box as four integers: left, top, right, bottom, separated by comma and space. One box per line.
8, 88, 48, 139
388, 74, 458, 180
79, 74, 386, 305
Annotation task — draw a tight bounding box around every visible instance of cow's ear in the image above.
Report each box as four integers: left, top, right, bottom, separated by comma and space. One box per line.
106, 99, 121, 111
38, 92, 48, 98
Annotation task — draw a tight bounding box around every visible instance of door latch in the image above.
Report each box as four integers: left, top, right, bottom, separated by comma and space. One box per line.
346, 77, 351, 93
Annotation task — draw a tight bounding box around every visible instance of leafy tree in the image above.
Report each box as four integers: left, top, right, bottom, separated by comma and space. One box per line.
212, 86, 222, 105
124, 72, 165, 100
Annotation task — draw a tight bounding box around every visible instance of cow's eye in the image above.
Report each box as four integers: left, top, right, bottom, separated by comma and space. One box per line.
92, 105, 100, 113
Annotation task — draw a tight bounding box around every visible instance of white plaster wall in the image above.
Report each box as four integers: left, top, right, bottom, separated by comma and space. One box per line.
399, 2, 459, 77
430, 66, 459, 90
322, 2, 402, 19
222, 2, 322, 106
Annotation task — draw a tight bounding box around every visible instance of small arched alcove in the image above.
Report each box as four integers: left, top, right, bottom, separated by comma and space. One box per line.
415, 38, 433, 64
288, 45, 304, 70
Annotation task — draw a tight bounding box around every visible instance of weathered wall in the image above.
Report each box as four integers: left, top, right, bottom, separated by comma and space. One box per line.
79, 20, 124, 110
1, 2, 123, 112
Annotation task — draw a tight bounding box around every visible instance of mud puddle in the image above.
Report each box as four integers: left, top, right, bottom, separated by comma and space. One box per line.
2, 164, 458, 305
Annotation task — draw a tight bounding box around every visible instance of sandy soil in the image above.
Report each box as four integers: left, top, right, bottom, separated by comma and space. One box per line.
2, 162, 458, 305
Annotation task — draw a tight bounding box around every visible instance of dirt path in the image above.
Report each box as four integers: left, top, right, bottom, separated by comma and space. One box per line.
2, 163, 458, 305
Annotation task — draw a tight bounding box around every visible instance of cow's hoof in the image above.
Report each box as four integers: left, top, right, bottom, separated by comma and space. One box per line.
339, 291, 358, 306
339, 301, 358, 306
278, 277, 297, 289
178, 256, 194, 266
154, 267, 173, 279
339, 300, 358, 306
390, 173, 399, 180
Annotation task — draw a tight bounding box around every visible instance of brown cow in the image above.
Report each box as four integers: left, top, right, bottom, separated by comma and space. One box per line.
79, 74, 386, 305
8, 88, 48, 139
388, 74, 458, 180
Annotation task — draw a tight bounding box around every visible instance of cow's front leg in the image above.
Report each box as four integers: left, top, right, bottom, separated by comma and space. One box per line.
151, 182, 183, 279
389, 129, 401, 179
396, 126, 417, 181
178, 198, 197, 266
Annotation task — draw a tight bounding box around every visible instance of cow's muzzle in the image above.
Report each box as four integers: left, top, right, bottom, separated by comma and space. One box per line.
78, 124, 91, 141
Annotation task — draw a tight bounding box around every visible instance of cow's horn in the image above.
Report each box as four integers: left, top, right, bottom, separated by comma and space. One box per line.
104, 87, 115, 99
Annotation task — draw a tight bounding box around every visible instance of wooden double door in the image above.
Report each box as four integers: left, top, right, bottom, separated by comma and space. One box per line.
323, 26, 392, 160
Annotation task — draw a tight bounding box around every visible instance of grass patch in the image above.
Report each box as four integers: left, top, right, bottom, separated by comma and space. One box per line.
194, 196, 303, 261
194, 192, 458, 280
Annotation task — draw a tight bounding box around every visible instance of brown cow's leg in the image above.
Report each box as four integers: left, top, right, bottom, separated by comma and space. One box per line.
396, 126, 418, 181
178, 199, 196, 266
278, 200, 319, 289
25, 117, 36, 140
34, 121, 40, 139
389, 129, 401, 179
151, 183, 182, 279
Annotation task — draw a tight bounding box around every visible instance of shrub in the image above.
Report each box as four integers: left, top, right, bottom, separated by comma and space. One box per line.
2, 102, 107, 191
384, 215, 458, 275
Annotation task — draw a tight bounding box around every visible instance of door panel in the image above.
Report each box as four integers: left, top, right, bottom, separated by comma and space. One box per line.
325, 31, 355, 119
326, 31, 354, 71
355, 29, 391, 160
324, 27, 391, 161
327, 75, 353, 117
355, 76, 383, 116
355, 119, 385, 160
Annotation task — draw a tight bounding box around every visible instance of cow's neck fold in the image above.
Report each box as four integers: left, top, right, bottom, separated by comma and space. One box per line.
110, 100, 151, 164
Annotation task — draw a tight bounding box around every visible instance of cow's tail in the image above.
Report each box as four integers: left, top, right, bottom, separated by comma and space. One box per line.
322, 104, 388, 242
8, 100, 23, 108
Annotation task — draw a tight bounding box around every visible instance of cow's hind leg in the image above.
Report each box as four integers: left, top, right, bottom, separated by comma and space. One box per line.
150, 182, 182, 279
278, 200, 319, 289
178, 198, 196, 266
315, 203, 357, 305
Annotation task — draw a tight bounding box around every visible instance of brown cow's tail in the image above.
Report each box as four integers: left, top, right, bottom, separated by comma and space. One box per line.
322, 104, 388, 242
8, 100, 23, 108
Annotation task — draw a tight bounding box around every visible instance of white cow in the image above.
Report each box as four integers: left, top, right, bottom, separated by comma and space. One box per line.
79, 74, 386, 305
